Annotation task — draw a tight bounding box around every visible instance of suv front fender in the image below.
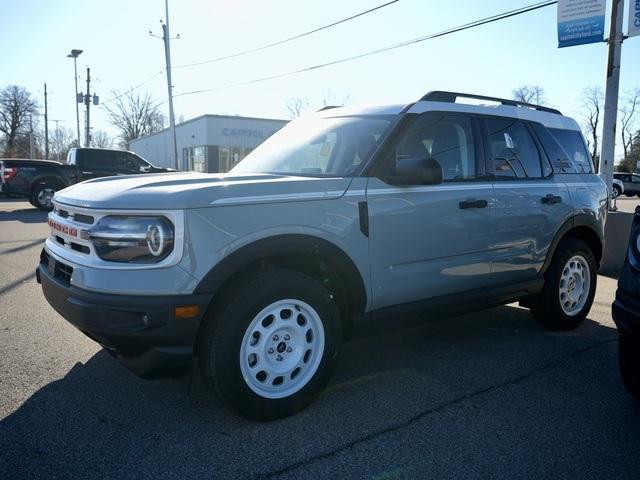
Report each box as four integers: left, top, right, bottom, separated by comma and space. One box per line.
193, 234, 368, 316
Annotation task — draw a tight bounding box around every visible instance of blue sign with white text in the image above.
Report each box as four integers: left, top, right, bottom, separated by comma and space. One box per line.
557, 0, 605, 48
558, 15, 605, 47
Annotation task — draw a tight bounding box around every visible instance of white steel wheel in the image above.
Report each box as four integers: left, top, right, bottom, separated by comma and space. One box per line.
239, 299, 326, 399
558, 255, 590, 316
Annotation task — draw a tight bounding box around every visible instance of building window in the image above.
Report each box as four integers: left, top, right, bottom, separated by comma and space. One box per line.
186, 146, 206, 172
218, 146, 253, 172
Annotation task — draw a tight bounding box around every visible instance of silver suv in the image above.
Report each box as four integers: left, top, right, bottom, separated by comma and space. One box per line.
37, 91, 607, 420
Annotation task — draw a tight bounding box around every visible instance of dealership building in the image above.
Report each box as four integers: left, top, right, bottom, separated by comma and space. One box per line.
129, 114, 288, 172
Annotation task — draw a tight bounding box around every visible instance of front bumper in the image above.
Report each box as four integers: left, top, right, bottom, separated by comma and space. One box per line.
37, 261, 213, 379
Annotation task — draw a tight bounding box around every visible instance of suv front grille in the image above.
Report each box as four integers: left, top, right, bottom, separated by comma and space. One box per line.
55, 208, 94, 225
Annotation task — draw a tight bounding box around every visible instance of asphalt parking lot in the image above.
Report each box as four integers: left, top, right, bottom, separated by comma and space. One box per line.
1, 196, 639, 479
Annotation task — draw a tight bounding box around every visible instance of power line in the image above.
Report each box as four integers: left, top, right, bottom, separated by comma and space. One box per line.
172, 0, 557, 101
173, 0, 400, 69
101, 70, 165, 104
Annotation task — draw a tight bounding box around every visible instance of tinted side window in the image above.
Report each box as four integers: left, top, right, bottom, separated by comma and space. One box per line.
82, 150, 111, 170
397, 114, 477, 181
549, 128, 593, 174
485, 119, 542, 178
110, 151, 141, 173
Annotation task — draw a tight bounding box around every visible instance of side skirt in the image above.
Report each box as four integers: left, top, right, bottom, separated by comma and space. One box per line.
352, 278, 544, 339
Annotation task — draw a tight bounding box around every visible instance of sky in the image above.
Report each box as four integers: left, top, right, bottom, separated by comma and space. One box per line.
1, 0, 640, 157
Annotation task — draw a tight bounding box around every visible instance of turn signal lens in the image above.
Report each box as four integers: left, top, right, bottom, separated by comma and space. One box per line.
175, 306, 200, 319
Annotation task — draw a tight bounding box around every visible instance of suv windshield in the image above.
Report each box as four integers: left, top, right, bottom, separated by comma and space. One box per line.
230, 115, 394, 176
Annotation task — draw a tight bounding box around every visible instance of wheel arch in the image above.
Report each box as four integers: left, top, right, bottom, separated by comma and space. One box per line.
194, 234, 368, 336
29, 175, 66, 195
541, 214, 604, 274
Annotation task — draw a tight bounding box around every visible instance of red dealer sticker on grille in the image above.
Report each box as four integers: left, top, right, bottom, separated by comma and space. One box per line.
48, 219, 78, 237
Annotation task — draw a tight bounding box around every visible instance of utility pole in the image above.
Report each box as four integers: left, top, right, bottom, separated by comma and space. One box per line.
44, 82, 49, 160
162, 0, 179, 170
85, 67, 91, 147
50, 119, 63, 161
599, 0, 624, 194
29, 115, 34, 160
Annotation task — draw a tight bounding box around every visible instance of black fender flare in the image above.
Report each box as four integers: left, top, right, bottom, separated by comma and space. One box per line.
540, 214, 604, 274
193, 234, 368, 315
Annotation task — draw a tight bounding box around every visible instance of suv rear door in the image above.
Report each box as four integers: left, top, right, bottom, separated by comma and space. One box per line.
366, 112, 495, 310
484, 118, 573, 284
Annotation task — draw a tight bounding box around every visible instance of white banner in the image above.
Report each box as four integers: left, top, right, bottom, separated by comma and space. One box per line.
629, 0, 640, 37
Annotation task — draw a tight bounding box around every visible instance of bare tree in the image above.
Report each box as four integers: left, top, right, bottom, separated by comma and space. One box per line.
102, 91, 165, 149
50, 126, 77, 162
91, 130, 113, 149
512, 85, 547, 105
580, 85, 604, 171
286, 97, 310, 119
0, 85, 38, 157
321, 89, 352, 107
620, 88, 640, 162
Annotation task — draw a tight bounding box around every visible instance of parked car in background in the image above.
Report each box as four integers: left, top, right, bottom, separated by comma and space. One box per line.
37, 91, 607, 420
612, 205, 640, 401
614, 172, 640, 197
612, 178, 624, 198
0, 148, 173, 211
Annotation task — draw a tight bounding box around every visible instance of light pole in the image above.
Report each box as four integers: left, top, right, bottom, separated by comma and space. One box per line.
67, 49, 83, 147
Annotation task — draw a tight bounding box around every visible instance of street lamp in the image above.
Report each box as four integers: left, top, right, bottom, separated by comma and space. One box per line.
66, 49, 83, 147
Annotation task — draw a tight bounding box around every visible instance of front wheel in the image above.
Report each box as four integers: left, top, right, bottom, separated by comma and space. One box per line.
30, 183, 58, 211
619, 333, 640, 400
198, 268, 342, 421
612, 185, 621, 199
530, 238, 597, 330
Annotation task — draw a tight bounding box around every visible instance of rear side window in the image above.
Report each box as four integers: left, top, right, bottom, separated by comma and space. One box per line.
484, 119, 542, 178
531, 124, 575, 173
549, 128, 593, 174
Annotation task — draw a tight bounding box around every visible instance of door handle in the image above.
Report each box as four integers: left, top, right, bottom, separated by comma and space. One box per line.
81, 171, 94, 175
459, 199, 488, 209
541, 194, 562, 204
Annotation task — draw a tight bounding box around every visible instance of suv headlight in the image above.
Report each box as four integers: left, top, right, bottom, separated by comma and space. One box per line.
89, 216, 174, 263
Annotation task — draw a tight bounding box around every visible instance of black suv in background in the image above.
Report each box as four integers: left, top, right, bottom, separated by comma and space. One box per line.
0, 148, 173, 210
613, 206, 640, 401
613, 172, 640, 197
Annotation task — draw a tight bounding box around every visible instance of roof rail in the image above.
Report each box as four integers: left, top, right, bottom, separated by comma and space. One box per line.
317, 105, 342, 112
420, 91, 562, 115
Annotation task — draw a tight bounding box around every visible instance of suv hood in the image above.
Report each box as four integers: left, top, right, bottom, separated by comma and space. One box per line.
54, 172, 352, 210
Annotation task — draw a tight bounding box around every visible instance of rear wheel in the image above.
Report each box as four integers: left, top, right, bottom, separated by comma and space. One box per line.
30, 183, 58, 211
198, 268, 342, 421
619, 333, 640, 400
531, 238, 597, 330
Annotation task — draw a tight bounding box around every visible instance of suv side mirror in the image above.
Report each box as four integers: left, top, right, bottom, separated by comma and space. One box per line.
385, 157, 443, 185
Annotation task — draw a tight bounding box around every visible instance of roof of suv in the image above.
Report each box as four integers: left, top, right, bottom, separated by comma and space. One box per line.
318, 90, 581, 132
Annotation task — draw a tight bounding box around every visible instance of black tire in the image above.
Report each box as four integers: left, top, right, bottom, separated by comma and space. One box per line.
619, 333, 640, 400
198, 268, 342, 421
29, 183, 58, 211
612, 185, 621, 199
530, 238, 597, 330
